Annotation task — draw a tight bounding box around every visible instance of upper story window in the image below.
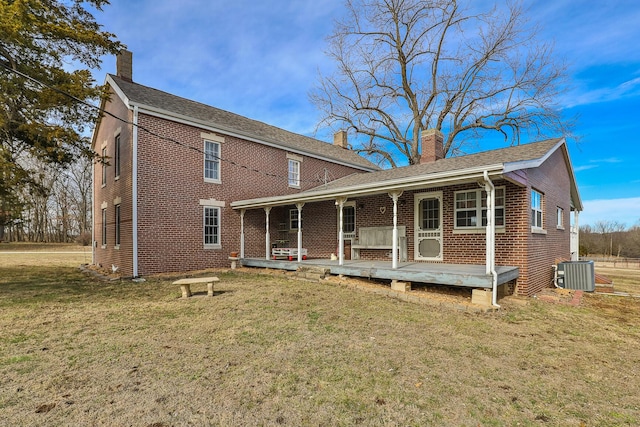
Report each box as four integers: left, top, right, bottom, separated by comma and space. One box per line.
288, 159, 300, 188
101, 147, 107, 186
114, 204, 121, 247
454, 187, 505, 229
114, 134, 121, 179
286, 153, 302, 188
531, 189, 544, 229
204, 140, 221, 183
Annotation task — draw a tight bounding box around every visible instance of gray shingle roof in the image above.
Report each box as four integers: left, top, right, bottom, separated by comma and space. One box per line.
305, 137, 564, 193
108, 75, 379, 171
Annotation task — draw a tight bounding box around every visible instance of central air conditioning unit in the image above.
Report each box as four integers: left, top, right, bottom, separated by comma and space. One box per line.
556, 261, 595, 292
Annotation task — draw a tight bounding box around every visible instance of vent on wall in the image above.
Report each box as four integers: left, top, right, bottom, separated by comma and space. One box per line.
557, 261, 595, 292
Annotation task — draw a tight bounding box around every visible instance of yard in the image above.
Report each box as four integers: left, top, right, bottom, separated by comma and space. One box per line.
0, 245, 639, 426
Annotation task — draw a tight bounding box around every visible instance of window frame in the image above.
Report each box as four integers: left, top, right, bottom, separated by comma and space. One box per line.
203, 206, 221, 249
288, 158, 301, 188
289, 208, 301, 231
453, 187, 505, 231
204, 139, 221, 183
531, 189, 544, 232
556, 206, 564, 230
101, 147, 107, 187
114, 133, 121, 179
101, 207, 107, 247
114, 204, 121, 248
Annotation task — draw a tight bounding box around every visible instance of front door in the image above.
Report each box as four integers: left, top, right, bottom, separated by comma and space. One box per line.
414, 192, 443, 261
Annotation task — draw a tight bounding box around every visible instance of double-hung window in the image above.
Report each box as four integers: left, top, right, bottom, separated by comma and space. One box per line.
288, 159, 300, 188
114, 204, 121, 247
204, 207, 220, 248
531, 189, 543, 229
557, 207, 564, 229
454, 187, 505, 229
101, 147, 107, 186
101, 207, 107, 246
289, 208, 301, 230
204, 140, 221, 183
114, 134, 121, 179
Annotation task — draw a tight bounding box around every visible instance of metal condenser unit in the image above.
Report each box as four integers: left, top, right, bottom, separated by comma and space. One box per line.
556, 261, 595, 292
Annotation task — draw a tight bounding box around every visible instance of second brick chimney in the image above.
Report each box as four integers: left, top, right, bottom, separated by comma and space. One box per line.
333, 130, 348, 149
116, 50, 133, 82
420, 129, 444, 163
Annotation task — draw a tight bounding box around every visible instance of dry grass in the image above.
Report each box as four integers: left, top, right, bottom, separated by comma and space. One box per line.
1, 250, 639, 426
596, 267, 640, 295
0, 242, 90, 268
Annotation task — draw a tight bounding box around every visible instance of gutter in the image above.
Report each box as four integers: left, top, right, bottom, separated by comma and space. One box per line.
132, 106, 139, 277
483, 170, 500, 308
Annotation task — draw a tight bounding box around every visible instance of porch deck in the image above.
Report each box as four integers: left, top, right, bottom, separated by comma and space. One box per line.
240, 258, 519, 289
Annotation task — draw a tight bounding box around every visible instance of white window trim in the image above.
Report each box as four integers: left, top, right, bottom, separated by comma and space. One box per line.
453, 187, 506, 233
289, 208, 301, 231
204, 139, 222, 184
114, 132, 121, 180
203, 206, 221, 250
531, 189, 545, 233
556, 206, 565, 230
114, 204, 121, 249
288, 158, 301, 188
338, 201, 356, 240
101, 207, 107, 249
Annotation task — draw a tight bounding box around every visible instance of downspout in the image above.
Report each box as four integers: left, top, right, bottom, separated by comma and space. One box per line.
483, 171, 499, 307
132, 106, 139, 277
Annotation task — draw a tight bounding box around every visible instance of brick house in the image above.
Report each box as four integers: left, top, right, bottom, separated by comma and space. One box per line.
92, 52, 582, 300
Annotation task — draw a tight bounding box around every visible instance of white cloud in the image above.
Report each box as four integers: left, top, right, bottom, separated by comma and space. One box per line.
580, 197, 640, 228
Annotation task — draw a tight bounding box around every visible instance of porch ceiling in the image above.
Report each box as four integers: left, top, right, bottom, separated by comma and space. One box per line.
241, 258, 519, 289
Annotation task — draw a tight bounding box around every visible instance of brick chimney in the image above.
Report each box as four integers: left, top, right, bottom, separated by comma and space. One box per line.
116, 50, 133, 82
420, 129, 444, 163
333, 130, 348, 149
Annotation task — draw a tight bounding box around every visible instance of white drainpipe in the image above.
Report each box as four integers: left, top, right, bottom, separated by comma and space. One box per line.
484, 171, 499, 307
132, 106, 139, 277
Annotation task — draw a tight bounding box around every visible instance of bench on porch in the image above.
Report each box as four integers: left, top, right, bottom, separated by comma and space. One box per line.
352, 226, 407, 262
173, 276, 219, 298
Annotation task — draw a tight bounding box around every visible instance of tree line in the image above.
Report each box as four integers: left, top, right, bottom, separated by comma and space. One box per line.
580, 220, 640, 259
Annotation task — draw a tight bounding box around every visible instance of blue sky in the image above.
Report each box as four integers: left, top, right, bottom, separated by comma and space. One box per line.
90, 0, 640, 228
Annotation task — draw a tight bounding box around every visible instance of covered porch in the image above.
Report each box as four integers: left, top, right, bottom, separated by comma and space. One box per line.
240, 257, 519, 289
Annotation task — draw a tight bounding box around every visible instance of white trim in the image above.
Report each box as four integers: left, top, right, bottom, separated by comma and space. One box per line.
113, 127, 122, 137
113, 196, 121, 205
203, 206, 222, 250
453, 186, 505, 230
204, 139, 221, 184
200, 132, 225, 143
199, 198, 226, 207
288, 158, 301, 188
232, 165, 503, 209
101, 201, 108, 209
414, 191, 443, 261
132, 106, 139, 277
286, 153, 303, 162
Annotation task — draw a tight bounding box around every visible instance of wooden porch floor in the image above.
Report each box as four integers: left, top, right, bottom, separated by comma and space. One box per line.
240, 258, 519, 289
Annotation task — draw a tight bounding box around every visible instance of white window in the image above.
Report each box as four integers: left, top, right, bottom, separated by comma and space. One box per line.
101, 147, 107, 186
288, 159, 300, 188
204, 207, 220, 248
204, 140, 220, 182
531, 189, 543, 229
557, 207, 564, 229
114, 134, 121, 179
454, 187, 505, 229
114, 204, 121, 247
289, 208, 301, 230
101, 208, 107, 246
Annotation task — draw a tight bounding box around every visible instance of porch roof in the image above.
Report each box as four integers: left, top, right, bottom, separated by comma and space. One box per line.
231, 138, 582, 211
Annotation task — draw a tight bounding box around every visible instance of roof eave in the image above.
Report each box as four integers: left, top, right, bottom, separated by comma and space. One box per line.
231, 163, 505, 209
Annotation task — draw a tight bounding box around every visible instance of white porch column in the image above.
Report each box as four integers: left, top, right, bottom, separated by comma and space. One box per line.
336, 197, 346, 265
388, 191, 403, 269
296, 203, 305, 262
240, 209, 245, 259
264, 207, 272, 260
572, 210, 580, 261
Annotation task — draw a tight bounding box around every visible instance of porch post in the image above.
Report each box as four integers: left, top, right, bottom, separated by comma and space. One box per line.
572, 210, 580, 261
240, 209, 245, 259
336, 197, 346, 265
388, 191, 403, 269
264, 207, 271, 260
296, 203, 305, 262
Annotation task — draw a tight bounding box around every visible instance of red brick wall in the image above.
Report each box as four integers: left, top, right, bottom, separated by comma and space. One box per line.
92, 87, 135, 276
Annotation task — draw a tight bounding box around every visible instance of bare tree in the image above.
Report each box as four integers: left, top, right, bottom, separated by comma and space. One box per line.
311, 0, 571, 167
